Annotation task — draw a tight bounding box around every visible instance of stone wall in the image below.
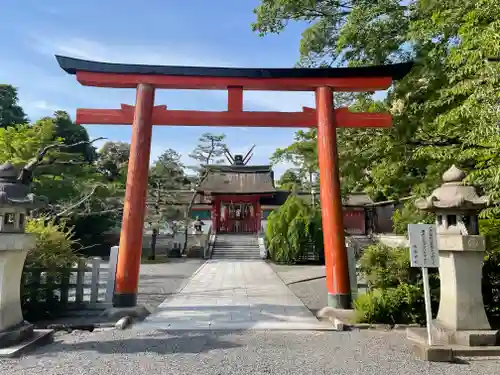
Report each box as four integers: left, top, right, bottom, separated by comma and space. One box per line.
372, 234, 408, 248
141, 227, 211, 257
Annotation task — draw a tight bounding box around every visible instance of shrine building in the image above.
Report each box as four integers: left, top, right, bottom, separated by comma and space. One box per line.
186, 153, 373, 235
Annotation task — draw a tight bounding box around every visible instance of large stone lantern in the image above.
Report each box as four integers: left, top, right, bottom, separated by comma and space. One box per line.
413, 165, 496, 347
0, 163, 50, 355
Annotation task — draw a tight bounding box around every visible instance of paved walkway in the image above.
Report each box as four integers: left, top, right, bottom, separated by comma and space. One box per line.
136, 260, 333, 331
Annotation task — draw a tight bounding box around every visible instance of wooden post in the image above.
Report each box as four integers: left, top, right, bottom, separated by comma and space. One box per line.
316, 86, 351, 309
113, 83, 155, 307
90, 257, 101, 307
106, 246, 119, 304
75, 258, 86, 305
213, 196, 219, 233
255, 198, 261, 233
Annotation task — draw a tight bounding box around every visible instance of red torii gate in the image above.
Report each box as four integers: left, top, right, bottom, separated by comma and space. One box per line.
56, 55, 412, 309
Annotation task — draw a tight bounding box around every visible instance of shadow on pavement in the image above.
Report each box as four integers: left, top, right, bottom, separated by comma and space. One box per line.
32, 331, 242, 355
141, 303, 318, 324
139, 274, 196, 281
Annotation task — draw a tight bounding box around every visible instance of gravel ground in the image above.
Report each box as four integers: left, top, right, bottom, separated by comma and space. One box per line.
2, 329, 500, 374
270, 263, 327, 314
34, 258, 206, 327
4, 260, 500, 373
135, 258, 207, 311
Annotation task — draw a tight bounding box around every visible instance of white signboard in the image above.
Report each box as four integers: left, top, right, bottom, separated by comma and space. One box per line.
408, 224, 439, 268
408, 223, 439, 346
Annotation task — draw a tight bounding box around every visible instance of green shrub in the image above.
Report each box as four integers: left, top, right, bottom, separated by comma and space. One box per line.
358, 243, 415, 289
25, 218, 78, 268
265, 195, 322, 264
354, 283, 426, 325
356, 216, 500, 327
22, 217, 79, 321
355, 242, 440, 325
480, 219, 500, 324
392, 200, 435, 235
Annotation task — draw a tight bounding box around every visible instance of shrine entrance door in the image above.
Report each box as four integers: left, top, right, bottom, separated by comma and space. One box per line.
216, 196, 260, 234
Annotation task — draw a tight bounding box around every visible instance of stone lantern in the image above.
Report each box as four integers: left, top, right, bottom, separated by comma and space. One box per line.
413, 165, 497, 347
0, 163, 50, 356
192, 216, 204, 246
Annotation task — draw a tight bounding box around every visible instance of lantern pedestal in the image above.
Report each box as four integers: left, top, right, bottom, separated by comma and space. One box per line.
186, 231, 205, 258
435, 235, 491, 332
409, 233, 499, 348
0, 233, 53, 357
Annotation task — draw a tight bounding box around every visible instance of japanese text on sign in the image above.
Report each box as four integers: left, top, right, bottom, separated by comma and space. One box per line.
408, 224, 439, 268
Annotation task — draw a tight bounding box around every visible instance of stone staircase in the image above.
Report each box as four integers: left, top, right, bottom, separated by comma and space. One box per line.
211, 234, 261, 260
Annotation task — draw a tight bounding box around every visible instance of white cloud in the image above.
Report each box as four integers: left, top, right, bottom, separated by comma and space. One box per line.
30, 35, 234, 68
28, 35, 316, 113
31, 100, 60, 112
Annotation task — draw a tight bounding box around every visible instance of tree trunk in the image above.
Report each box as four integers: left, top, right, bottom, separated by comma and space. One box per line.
309, 170, 315, 207
150, 228, 158, 260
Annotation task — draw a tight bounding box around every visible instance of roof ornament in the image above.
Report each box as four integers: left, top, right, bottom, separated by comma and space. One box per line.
223, 145, 255, 166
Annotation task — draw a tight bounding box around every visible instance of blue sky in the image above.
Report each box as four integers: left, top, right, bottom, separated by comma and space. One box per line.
1, 0, 321, 177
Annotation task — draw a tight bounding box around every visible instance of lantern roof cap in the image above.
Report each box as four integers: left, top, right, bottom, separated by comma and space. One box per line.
0, 163, 18, 180
415, 165, 488, 212
0, 162, 45, 208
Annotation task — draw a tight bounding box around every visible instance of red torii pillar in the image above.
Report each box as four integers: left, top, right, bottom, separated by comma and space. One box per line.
113, 84, 155, 307
316, 87, 350, 308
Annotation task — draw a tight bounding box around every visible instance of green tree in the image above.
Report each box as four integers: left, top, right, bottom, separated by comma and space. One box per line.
265, 194, 323, 263
182, 133, 227, 252
0, 117, 121, 255
96, 141, 130, 185
277, 168, 302, 190
188, 132, 227, 175
146, 149, 188, 259
0, 84, 28, 127
149, 149, 186, 186
46, 110, 97, 161
271, 129, 318, 190
253, 0, 500, 211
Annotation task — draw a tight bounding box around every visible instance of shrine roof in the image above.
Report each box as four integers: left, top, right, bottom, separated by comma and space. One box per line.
259, 191, 374, 206
202, 164, 272, 173
197, 168, 276, 194
55, 55, 413, 81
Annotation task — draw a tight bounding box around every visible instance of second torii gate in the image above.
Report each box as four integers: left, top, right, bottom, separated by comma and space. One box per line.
56, 55, 412, 309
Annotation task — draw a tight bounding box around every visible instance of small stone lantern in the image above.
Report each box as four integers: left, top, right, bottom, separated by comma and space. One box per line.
414, 165, 496, 346
192, 216, 204, 244
0, 163, 49, 353
186, 217, 205, 258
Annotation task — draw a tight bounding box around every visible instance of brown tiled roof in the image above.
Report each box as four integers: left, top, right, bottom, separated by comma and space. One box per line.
146, 190, 209, 205
198, 165, 276, 194
343, 192, 374, 206
260, 191, 374, 207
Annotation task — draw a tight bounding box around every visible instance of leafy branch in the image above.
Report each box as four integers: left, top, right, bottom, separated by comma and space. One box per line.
17, 137, 106, 185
